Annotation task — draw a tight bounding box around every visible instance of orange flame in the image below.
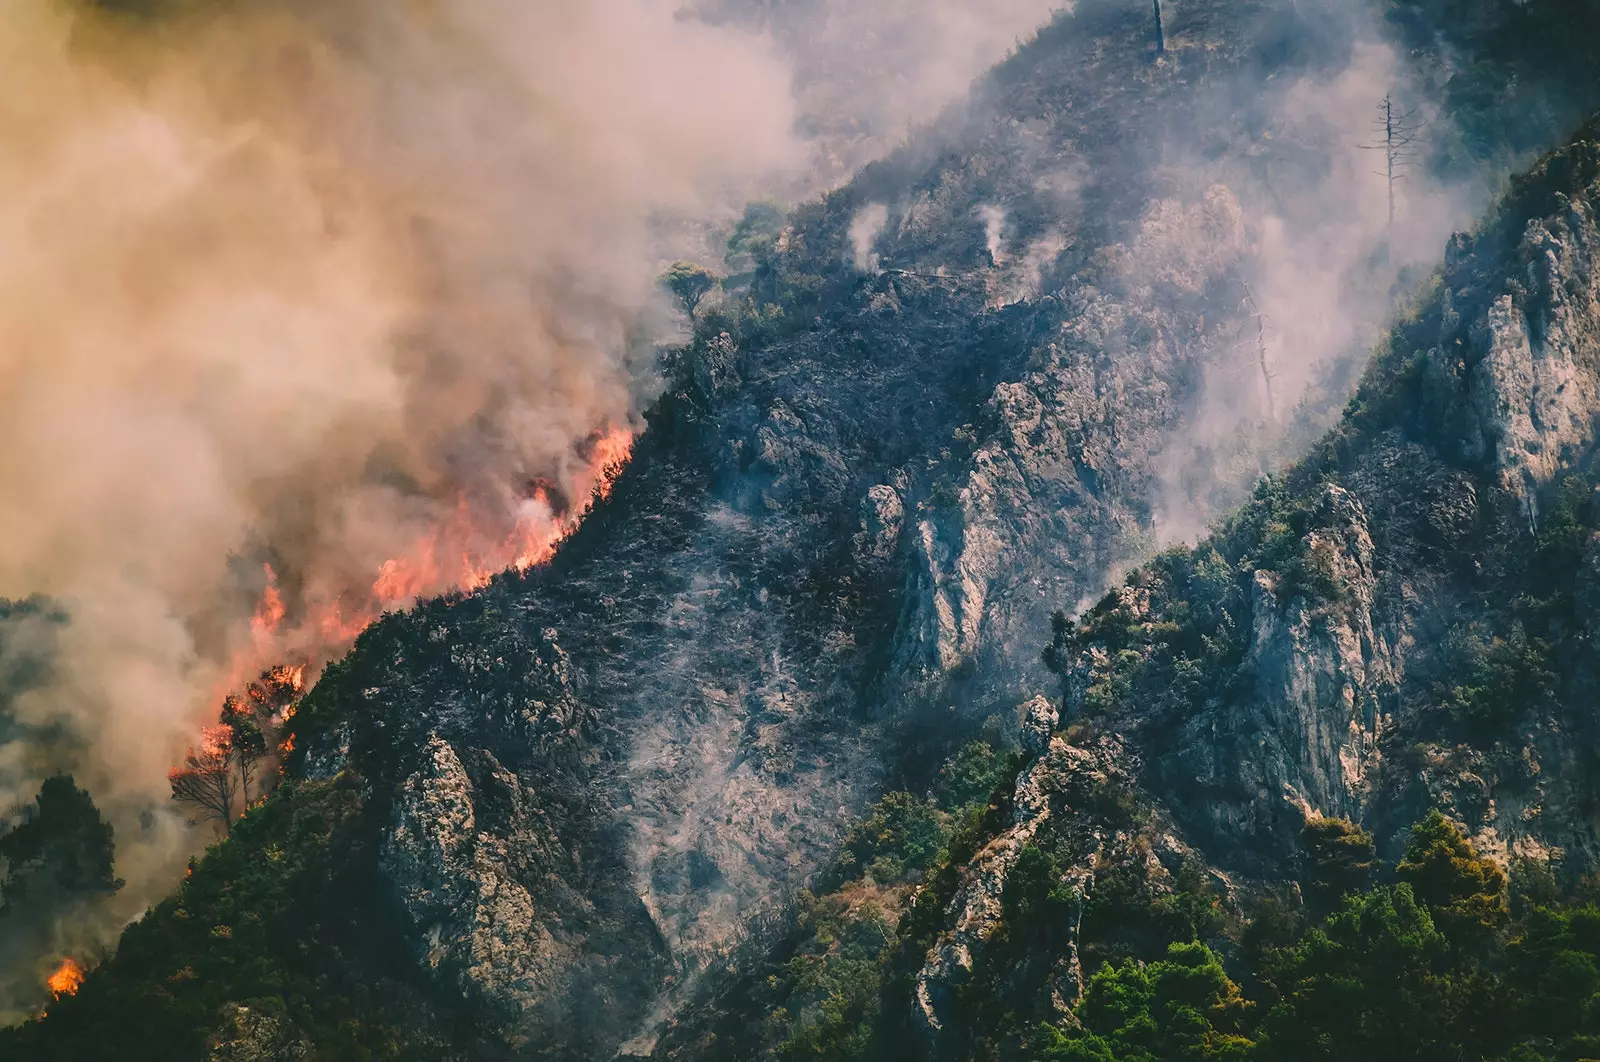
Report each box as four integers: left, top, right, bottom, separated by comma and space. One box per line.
250, 565, 286, 642
193, 426, 634, 793
47, 958, 84, 998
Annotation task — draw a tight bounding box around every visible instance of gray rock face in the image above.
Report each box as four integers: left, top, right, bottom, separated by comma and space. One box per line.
908, 732, 1225, 1057
894, 188, 1258, 713
1164, 484, 1395, 854
1428, 185, 1600, 522
1074, 132, 1600, 877
291, 1, 1498, 1052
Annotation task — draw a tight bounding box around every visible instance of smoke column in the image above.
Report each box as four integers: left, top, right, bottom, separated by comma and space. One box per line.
0, 0, 803, 1007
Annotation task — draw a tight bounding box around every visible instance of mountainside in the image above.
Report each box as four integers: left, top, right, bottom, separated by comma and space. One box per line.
651, 109, 1600, 1062
6, 0, 1600, 1059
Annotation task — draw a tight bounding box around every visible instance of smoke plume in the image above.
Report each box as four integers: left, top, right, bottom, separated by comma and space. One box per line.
0, 0, 803, 1010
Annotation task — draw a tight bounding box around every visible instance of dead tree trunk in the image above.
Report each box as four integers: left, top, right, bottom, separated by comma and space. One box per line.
1241, 283, 1277, 424
1362, 94, 1422, 245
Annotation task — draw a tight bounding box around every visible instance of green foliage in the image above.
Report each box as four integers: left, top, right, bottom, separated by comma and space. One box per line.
662, 260, 719, 318
1079, 847, 1225, 974
725, 200, 786, 282
935, 742, 1013, 813
767, 894, 893, 1062
1433, 626, 1556, 734
1041, 942, 1255, 1062
837, 791, 948, 887
0, 775, 122, 909
1301, 817, 1377, 913
0, 776, 442, 1061
1396, 810, 1509, 939
1258, 884, 1459, 1060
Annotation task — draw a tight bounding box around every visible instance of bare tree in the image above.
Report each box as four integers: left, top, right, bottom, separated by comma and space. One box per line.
168, 726, 238, 836
1240, 282, 1278, 423
1361, 93, 1424, 242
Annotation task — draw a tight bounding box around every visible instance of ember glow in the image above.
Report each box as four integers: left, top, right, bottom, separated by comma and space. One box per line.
46, 959, 84, 999
225, 427, 634, 702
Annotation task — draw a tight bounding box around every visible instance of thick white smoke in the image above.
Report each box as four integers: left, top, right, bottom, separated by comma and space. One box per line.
0, 0, 802, 999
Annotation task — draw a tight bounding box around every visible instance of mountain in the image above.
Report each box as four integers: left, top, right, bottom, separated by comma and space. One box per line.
5, 0, 1600, 1059
649, 109, 1600, 1062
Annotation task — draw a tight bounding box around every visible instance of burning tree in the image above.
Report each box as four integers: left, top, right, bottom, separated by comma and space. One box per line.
47, 957, 85, 999
221, 696, 268, 805
169, 665, 305, 835
169, 725, 239, 836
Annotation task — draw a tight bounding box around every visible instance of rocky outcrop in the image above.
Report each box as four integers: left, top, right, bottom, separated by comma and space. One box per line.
1425, 153, 1600, 522
910, 732, 1218, 1056
1160, 485, 1396, 858
1053, 124, 1600, 880
893, 187, 1260, 712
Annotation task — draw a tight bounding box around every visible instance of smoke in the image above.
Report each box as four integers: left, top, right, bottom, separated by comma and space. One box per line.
1143, 35, 1478, 544
976, 204, 1008, 264
849, 203, 890, 272
700, 0, 1071, 182
0, 0, 804, 1007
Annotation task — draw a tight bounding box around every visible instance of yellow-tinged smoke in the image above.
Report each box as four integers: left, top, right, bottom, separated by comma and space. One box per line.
0, 0, 801, 997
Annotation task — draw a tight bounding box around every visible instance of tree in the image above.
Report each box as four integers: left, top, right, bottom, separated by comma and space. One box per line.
838, 791, 947, 885
725, 201, 785, 279
170, 665, 303, 835
0, 775, 122, 911
662, 261, 718, 319
1259, 884, 1460, 1060
169, 725, 238, 836
1396, 810, 1508, 939
1040, 942, 1254, 1060
1302, 816, 1378, 913
1360, 93, 1425, 241
221, 696, 268, 807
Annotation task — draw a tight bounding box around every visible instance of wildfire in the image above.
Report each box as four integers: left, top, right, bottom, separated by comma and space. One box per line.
200, 426, 635, 760
588, 427, 634, 502
250, 564, 286, 642
47, 958, 84, 999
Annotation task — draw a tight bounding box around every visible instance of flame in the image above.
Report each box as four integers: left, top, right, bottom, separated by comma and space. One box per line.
250, 565, 286, 642
47, 958, 84, 998
199, 426, 635, 756
588, 427, 633, 501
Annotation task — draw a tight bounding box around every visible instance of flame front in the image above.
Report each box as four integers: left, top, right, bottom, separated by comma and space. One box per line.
216, 426, 635, 718
47, 958, 84, 998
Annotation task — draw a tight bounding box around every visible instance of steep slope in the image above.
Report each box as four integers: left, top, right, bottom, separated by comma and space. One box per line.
648, 112, 1600, 1062
1067, 119, 1600, 871
5, 0, 1596, 1058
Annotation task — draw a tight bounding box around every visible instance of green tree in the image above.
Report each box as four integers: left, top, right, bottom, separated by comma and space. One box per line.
725, 200, 785, 279
1260, 884, 1460, 1060
837, 792, 947, 885
1302, 816, 1378, 912
662, 261, 718, 319
935, 742, 1011, 813
1396, 810, 1508, 939
1040, 942, 1254, 1060
0, 775, 122, 911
